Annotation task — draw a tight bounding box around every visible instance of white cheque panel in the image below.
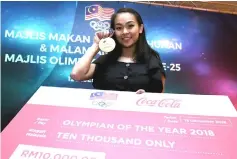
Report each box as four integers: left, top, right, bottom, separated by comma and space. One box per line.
27, 86, 237, 117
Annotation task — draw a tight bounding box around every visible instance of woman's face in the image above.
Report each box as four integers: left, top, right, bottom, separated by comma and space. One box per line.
114, 12, 143, 48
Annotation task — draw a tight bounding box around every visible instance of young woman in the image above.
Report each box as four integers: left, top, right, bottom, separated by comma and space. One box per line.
71, 8, 166, 94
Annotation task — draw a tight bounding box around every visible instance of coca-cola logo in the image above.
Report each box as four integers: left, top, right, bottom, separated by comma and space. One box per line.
136, 97, 181, 108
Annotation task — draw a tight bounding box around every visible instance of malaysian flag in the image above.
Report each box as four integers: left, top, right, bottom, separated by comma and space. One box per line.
85, 5, 115, 21
90, 92, 118, 100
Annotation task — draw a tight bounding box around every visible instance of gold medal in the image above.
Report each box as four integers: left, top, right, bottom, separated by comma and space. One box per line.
98, 29, 116, 53
99, 37, 116, 53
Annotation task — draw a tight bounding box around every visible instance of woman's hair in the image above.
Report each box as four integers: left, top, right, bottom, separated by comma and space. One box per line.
107, 7, 160, 63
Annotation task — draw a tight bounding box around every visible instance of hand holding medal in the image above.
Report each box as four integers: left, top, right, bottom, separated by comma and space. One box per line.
96, 29, 116, 53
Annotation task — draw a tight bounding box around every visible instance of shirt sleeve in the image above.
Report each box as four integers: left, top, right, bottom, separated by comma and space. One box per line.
147, 53, 166, 93
92, 54, 108, 65
148, 53, 166, 78
92, 54, 108, 77
92, 54, 108, 89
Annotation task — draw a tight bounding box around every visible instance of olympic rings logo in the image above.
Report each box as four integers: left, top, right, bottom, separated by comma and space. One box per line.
92, 100, 112, 108
90, 21, 110, 32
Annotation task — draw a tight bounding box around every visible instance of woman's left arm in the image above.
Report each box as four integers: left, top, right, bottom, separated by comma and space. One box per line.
161, 74, 166, 93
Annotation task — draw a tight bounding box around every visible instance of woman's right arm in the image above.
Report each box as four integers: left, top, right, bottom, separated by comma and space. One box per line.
70, 43, 99, 81
70, 31, 112, 81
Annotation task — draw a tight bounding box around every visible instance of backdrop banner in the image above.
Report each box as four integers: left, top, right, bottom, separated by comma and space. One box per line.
1, 1, 237, 130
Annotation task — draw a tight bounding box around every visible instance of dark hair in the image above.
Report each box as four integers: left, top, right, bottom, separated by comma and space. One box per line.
108, 8, 160, 63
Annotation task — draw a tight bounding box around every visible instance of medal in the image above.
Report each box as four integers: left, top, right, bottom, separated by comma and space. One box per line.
98, 29, 116, 53
99, 37, 116, 53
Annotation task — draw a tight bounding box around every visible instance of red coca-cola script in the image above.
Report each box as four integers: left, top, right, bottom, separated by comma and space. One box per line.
136, 97, 181, 108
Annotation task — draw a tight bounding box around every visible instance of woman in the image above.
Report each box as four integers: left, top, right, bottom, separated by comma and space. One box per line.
71, 8, 166, 94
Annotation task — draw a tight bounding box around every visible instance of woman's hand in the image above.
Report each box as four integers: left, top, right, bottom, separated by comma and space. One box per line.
94, 30, 114, 45
136, 89, 146, 94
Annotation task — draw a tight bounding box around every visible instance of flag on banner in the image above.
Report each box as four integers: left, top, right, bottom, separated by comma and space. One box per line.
85, 5, 115, 21
90, 92, 118, 100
